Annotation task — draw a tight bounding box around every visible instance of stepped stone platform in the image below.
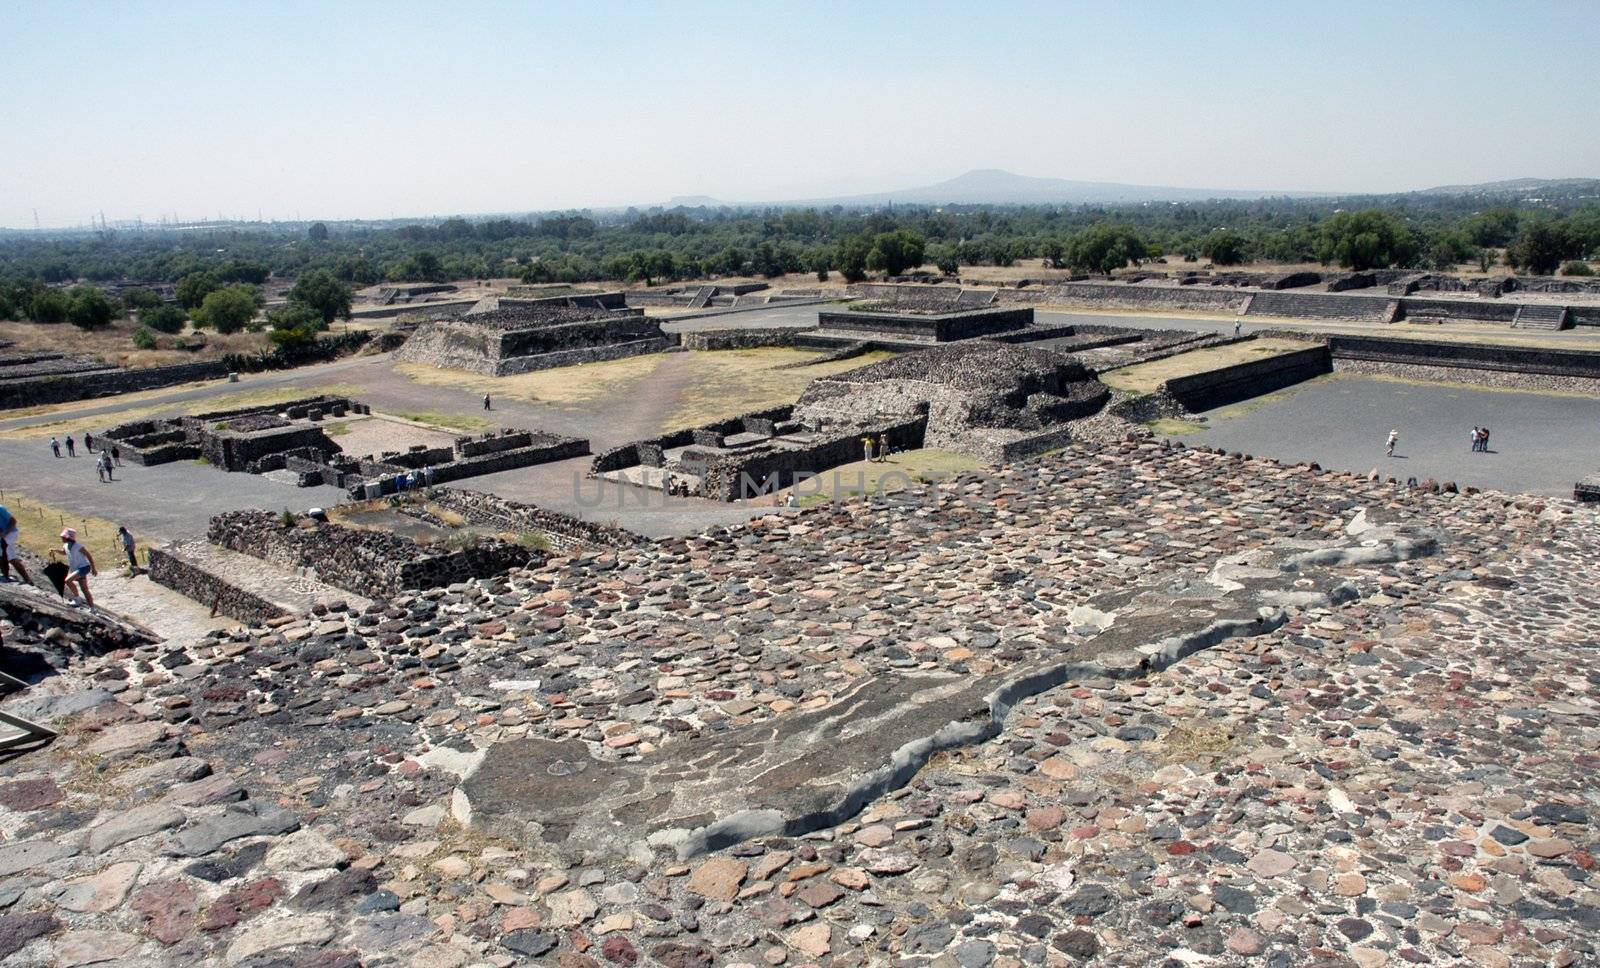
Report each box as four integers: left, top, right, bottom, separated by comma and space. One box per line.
813, 304, 1034, 345
147, 538, 372, 623
394, 302, 670, 375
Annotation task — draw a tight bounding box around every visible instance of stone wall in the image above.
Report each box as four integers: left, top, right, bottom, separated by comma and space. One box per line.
1568, 306, 1600, 327
1162, 344, 1333, 412
0, 360, 228, 411
817, 306, 1032, 342
146, 547, 290, 625
494, 337, 675, 375
1399, 297, 1519, 323
209, 510, 533, 597
1033, 282, 1249, 313
699, 414, 929, 501
1325, 335, 1600, 378
420, 489, 642, 552
1246, 291, 1394, 321
678, 328, 805, 350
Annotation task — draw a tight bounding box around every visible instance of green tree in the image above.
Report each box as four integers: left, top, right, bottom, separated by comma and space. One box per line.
1200, 230, 1247, 266
866, 230, 926, 277
122, 287, 163, 313
1313, 210, 1418, 271
1506, 221, 1572, 275
28, 289, 69, 323
218, 259, 270, 285
1039, 238, 1064, 268
66, 285, 115, 329
287, 269, 352, 323
1064, 225, 1149, 273
176, 270, 220, 309
835, 235, 872, 283
1462, 207, 1520, 248
308, 222, 330, 243
266, 301, 328, 348
141, 304, 188, 334
929, 244, 960, 276
190, 284, 261, 334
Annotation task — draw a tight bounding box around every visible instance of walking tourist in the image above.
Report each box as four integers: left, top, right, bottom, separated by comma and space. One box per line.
49, 437, 60, 458
0, 505, 32, 585
60, 528, 96, 607
118, 525, 138, 571
1386, 429, 1399, 457
96, 461, 105, 483
1471, 426, 1481, 452
65, 436, 76, 457
483, 393, 492, 411
84, 432, 95, 452
1480, 426, 1490, 453
878, 434, 891, 462
101, 451, 115, 481
1234, 320, 1242, 336
111, 445, 122, 466
861, 435, 874, 463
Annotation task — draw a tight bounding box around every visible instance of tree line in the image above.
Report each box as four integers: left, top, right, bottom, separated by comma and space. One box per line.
3, 191, 1598, 329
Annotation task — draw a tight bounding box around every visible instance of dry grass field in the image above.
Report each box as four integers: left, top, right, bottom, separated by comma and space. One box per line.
0, 383, 360, 440
395, 348, 892, 429
0, 319, 275, 368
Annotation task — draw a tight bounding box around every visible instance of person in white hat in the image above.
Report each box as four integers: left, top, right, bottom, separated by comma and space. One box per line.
60, 528, 97, 607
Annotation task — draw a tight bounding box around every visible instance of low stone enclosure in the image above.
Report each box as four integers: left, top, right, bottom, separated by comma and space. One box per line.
98, 394, 588, 493
622, 281, 770, 308
208, 509, 533, 600
149, 490, 638, 622
101, 395, 362, 470
594, 342, 1110, 499
833, 277, 1597, 329
394, 300, 670, 375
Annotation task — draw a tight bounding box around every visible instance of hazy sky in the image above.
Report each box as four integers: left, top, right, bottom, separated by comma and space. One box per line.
3, 0, 1597, 228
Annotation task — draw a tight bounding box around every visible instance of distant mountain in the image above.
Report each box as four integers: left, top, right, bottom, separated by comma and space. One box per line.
657, 169, 1317, 210
664, 194, 726, 208
796, 169, 1315, 206
657, 170, 1600, 212
1414, 177, 1600, 198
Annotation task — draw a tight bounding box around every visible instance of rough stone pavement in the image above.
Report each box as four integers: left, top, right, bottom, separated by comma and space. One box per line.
0, 440, 1593, 967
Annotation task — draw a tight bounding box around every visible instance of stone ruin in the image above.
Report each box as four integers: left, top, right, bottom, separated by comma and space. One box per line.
100, 395, 360, 472
796, 341, 1110, 462
98, 395, 588, 492
592, 404, 929, 501
593, 342, 1109, 499
814, 303, 1037, 347
394, 300, 671, 375
147, 489, 636, 623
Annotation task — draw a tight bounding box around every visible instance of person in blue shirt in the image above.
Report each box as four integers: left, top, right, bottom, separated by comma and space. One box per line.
0, 506, 32, 585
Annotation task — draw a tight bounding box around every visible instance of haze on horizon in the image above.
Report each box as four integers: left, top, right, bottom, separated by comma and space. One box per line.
2, 0, 1597, 230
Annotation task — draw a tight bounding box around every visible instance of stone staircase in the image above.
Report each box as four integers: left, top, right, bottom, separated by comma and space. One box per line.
1512, 304, 1570, 331
686, 285, 717, 309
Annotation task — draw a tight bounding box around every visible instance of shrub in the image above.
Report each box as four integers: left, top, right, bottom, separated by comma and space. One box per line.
66, 285, 115, 329
132, 327, 157, 350
1561, 260, 1595, 276
140, 303, 187, 334
191, 284, 261, 334
28, 289, 69, 323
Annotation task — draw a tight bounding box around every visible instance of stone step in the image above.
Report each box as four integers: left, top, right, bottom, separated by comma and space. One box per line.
148, 539, 373, 625
1512, 304, 1569, 331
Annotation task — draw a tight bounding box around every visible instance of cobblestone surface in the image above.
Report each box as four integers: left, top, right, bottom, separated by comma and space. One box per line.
0, 440, 1594, 966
